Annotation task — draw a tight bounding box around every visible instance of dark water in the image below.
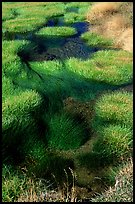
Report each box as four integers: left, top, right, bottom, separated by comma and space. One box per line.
3, 14, 100, 62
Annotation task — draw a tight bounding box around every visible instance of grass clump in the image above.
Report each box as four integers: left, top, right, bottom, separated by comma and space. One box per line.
30, 60, 63, 76
94, 91, 133, 128
2, 40, 36, 79
91, 91, 133, 166
81, 32, 114, 48
46, 113, 86, 150
2, 76, 24, 102
3, 17, 47, 33
2, 90, 42, 132
42, 3, 65, 18
36, 26, 77, 37
92, 124, 132, 165
64, 13, 85, 24
2, 90, 43, 162
66, 50, 133, 85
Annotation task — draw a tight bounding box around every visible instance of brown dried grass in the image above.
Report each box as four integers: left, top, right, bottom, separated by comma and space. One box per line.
87, 2, 133, 52
87, 2, 121, 24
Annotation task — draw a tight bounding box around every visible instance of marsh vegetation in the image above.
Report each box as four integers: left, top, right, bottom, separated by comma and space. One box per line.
2, 2, 133, 202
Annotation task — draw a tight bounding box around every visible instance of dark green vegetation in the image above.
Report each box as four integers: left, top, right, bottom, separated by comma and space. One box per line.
2, 2, 133, 202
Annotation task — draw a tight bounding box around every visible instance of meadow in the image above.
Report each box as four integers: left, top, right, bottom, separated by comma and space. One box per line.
2, 2, 133, 202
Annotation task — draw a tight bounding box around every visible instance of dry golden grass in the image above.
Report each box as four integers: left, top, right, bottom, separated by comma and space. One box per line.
16, 168, 78, 202
87, 2, 133, 52
117, 28, 133, 52
87, 2, 121, 23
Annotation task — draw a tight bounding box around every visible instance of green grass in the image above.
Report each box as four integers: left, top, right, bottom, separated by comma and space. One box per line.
2, 90, 43, 162
2, 164, 49, 202
93, 91, 133, 128
36, 26, 77, 37
81, 32, 114, 48
2, 165, 26, 202
64, 13, 85, 24
2, 40, 37, 79
17, 4, 65, 19
46, 113, 86, 150
3, 17, 47, 33
2, 7, 17, 21
65, 50, 133, 85
90, 91, 133, 166
2, 76, 23, 102
3, 2, 65, 23
64, 2, 93, 23
92, 124, 132, 164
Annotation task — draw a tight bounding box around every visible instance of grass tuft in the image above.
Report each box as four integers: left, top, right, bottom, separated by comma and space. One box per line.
36, 26, 77, 37
81, 32, 114, 48
47, 113, 86, 150
93, 91, 133, 128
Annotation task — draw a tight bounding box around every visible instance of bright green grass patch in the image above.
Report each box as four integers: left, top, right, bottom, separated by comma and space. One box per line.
36, 26, 77, 37
3, 17, 47, 33
43, 3, 65, 18
2, 90, 43, 158
2, 7, 17, 21
2, 76, 23, 102
2, 77, 15, 101
2, 90, 42, 118
17, 3, 65, 19
46, 113, 86, 150
2, 40, 38, 80
30, 60, 63, 75
2, 40, 29, 55
92, 124, 132, 164
81, 32, 114, 48
64, 13, 85, 24
65, 50, 133, 85
3, 53, 24, 78
94, 91, 133, 128
2, 40, 29, 78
